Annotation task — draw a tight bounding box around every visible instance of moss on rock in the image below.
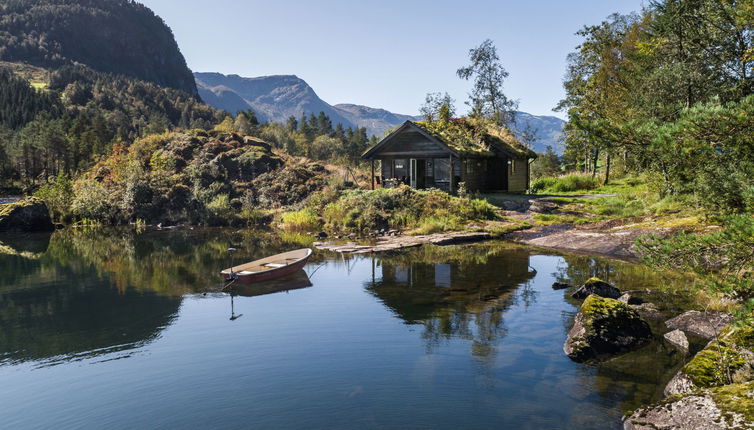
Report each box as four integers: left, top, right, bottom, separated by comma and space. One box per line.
564, 294, 652, 362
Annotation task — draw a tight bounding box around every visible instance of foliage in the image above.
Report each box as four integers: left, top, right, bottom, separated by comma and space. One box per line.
0, 0, 197, 94
530, 146, 562, 179
414, 117, 533, 158
637, 215, 754, 307
419, 92, 456, 122
33, 174, 73, 221
530, 173, 600, 193
0, 63, 222, 189
64, 130, 307, 225
457, 39, 518, 127
280, 209, 321, 232
557, 1, 753, 202
317, 185, 499, 233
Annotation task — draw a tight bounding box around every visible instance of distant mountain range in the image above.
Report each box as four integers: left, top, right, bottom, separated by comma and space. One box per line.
195, 72, 564, 153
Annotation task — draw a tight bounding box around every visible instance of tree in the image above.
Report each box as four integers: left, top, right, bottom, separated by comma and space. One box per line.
419, 92, 456, 122
457, 39, 518, 127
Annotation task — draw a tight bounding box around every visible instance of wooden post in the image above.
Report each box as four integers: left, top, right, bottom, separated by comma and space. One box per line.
448, 154, 454, 194
371, 160, 375, 190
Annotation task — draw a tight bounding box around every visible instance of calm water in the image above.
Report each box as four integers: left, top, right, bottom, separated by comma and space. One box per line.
0, 228, 696, 429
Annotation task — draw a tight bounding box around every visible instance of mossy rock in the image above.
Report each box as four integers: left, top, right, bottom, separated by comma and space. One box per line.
571, 277, 622, 300
683, 345, 748, 387
564, 294, 652, 362
625, 381, 754, 429
665, 324, 754, 396
0, 197, 54, 232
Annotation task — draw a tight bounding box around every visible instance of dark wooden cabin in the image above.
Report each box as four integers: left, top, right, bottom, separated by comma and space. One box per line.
362, 120, 537, 193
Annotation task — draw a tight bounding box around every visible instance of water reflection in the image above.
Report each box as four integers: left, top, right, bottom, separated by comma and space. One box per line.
0, 228, 316, 366
365, 245, 538, 359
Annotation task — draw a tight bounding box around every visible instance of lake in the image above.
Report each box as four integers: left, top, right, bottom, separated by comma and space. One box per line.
0, 228, 695, 429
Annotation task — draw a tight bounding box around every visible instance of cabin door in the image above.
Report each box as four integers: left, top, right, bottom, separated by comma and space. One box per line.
409, 159, 417, 188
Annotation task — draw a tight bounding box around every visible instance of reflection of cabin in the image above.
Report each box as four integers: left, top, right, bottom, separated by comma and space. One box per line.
362, 120, 537, 193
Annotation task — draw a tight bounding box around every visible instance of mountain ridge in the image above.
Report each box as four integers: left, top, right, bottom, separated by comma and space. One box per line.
195, 71, 564, 153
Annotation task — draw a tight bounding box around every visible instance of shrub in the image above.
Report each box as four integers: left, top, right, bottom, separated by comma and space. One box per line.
530, 174, 600, 193
281, 209, 320, 232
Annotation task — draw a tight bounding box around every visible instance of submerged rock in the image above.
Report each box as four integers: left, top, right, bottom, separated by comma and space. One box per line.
631, 302, 664, 320
663, 329, 690, 355
552, 282, 574, 290
624, 381, 754, 430
571, 277, 622, 300
665, 311, 734, 340
0, 198, 54, 232
564, 294, 653, 362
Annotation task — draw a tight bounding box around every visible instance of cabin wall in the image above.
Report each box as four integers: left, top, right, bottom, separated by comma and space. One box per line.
507, 157, 529, 192
461, 158, 487, 192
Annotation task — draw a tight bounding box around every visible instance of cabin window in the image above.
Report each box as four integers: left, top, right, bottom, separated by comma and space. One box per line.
394, 159, 407, 181
511, 159, 516, 174
434, 159, 450, 181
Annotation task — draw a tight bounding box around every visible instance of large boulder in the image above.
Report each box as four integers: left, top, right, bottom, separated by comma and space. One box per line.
571, 277, 622, 300
665, 311, 734, 340
564, 294, 653, 362
0, 198, 54, 232
664, 324, 754, 396
624, 381, 754, 430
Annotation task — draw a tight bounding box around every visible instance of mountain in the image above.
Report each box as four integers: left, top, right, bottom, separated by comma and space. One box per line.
0, 0, 197, 95
195, 72, 565, 151
195, 73, 353, 129
511, 112, 565, 154
332, 104, 419, 137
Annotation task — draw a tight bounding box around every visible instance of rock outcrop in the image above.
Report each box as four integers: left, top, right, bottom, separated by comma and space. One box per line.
624, 381, 754, 430
665, 311, 734, 340
0, 198, 54, 232
664, 329, 690, 355
664, 324, 754, 396
564, 294, 653, 362
571, 277, 622, 300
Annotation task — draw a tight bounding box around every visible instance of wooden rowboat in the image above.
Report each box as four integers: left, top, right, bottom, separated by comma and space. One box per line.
221, 248, 312, 283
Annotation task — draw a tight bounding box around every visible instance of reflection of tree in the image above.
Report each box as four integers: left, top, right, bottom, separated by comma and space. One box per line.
365, 244, 537, 360
0, 227, 319, 366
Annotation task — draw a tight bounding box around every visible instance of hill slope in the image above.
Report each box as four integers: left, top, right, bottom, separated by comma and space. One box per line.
0, 0, 197, 95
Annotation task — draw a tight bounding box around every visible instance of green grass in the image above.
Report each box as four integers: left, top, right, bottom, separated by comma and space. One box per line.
530, 174, 601, 193
281, 208, 321, 232
30, 81, 47, 90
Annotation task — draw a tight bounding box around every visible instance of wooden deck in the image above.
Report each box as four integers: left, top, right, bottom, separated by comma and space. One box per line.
314, 232, 492, 254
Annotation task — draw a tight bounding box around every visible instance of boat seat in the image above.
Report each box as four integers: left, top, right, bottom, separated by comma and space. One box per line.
237, 270, 257, 275
263, 263, 287, 268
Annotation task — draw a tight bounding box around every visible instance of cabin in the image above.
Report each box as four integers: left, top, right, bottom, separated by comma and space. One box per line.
362, 119, 537, 193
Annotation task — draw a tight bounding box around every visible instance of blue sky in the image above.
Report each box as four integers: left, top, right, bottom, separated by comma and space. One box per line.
141, 0, 646, 118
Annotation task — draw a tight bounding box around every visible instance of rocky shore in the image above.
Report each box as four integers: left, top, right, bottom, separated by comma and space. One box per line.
555, 277, 753, 429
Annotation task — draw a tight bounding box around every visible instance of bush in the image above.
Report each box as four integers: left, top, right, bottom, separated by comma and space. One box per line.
531, 174, 600, 193
281, 209, 320, 232
319, 186, 499, 233
637, 214, 754, 305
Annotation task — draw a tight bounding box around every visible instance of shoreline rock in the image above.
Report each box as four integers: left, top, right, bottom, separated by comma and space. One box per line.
0, 198, 54, 233
624, 381, 754, 430
571, 277, 622, 300
564, 294, 653, 362
665, 311, 734, 340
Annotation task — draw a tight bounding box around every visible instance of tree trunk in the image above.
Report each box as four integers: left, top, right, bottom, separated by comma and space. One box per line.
603, 152, 611, 186
591, 148, 599, 179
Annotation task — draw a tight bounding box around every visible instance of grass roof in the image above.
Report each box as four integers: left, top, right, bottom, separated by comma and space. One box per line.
413, 118, 536, 158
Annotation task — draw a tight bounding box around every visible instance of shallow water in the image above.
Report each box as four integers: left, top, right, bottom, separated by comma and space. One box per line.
0, 228, 694, 429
